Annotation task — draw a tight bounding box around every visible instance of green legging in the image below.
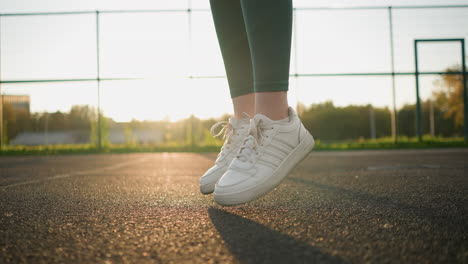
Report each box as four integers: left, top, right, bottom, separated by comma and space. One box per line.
209, 0, 293, 98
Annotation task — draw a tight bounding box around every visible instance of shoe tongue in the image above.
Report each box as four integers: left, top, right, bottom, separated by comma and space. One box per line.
229, 117, 249, 127
253, 113, 277, 126
254, 113, 272, 122
254, 113, 291, 125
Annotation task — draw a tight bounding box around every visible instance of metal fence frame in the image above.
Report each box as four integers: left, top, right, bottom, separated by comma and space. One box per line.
0, 4, 467, 149
414, 39, 467, 142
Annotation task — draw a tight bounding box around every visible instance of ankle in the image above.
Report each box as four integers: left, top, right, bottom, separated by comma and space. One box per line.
255, 108, 289, 120
232, 93, 255, 119
234, 113, 253, 120
254, 91, 289, 120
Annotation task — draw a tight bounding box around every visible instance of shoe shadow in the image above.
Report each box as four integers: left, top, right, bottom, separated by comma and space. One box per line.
209, 208, 345, 264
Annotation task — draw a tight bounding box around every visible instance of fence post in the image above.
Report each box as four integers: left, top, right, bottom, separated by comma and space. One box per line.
369, 105, 376, 139
462, 39, 467, 142
187, 0, 192, 78
187, 0, 196, 149
414, 40, 423, 142
0, 15, 3, 150
388, 6, 398, 143
95, 11, 102, 150
191, 115, 195, 150
429, 99, 435, 136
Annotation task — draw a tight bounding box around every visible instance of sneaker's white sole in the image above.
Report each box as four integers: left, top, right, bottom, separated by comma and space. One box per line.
214, 131, 315, 206
200, 182, 216, 195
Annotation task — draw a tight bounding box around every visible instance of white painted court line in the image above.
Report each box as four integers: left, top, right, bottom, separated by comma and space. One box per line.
0, 157, 150, 190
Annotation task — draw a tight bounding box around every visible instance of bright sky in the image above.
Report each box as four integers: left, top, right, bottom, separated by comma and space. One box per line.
1, 0, 468, 122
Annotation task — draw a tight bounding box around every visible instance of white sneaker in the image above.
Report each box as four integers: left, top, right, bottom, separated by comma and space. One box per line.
199, 117, 250, 194
213, 107, 314, 205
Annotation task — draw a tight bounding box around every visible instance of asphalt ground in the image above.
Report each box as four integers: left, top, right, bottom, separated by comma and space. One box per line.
0, 149, 467, 263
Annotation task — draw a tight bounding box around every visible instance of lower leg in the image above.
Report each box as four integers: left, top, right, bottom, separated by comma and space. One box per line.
232, 93, 255, 119
209, 0, 254, 100
240, 0, 293, 120
255, 91, 289, 120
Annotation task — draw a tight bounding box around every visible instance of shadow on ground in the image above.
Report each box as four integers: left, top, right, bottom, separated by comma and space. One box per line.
209, 208, 345, 264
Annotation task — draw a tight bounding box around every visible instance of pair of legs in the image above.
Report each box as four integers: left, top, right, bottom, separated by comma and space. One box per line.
210, 0, 293, 120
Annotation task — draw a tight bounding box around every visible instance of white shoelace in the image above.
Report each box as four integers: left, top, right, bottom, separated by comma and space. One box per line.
210, 120, 234, 143
210, 120, 246, 160
236, 118, 274, 163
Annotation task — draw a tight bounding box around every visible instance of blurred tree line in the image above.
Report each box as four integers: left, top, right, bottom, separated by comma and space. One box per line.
300, 66, 464, 140
2, 105, 98, 144
1, 66, 465, 144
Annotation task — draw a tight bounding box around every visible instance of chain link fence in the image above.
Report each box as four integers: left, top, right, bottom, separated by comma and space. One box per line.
0, 4, 467, 149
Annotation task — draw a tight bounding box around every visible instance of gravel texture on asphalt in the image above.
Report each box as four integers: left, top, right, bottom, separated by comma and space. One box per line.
1, 149, 467, 263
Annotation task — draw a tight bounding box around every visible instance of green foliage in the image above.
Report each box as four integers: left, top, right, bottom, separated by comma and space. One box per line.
300, 101, 391, 140
432, 66, 466, 128
2, 120, 8, 144
314, 135, 467, 150
1, 136, 466, 156
90, 113, 110, 147
124, 125, 137, 146
0, 66, 465, 149
2, 102, 30, 142
397, 101, 461, 137
201, 129, 220, 146
68, 105, 95, 130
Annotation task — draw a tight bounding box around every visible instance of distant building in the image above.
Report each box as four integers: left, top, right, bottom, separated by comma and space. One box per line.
11, 127, 164, 145
2, 95, 30, 113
